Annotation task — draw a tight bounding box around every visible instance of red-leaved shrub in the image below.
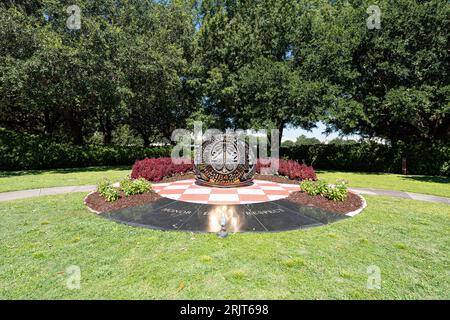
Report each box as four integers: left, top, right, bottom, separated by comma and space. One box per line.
257, 159, 317, 181
131, 158, 193, 182
132, 157, 316, 182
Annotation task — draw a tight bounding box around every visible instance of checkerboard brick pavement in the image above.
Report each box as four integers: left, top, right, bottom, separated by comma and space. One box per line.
152, 179, 300, 204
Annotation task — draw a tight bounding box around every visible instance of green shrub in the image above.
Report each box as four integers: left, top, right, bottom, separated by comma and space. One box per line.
97, 179, 120, 202
0, 128, 171, 170
300, 179, 327, 196
97, 179, 111, 195
281, 142, 450, 176
1, 128, 448, 176
440, 161, 450, 176
300, 179, 348, 201
323, 180, 348, 201
120, 176, 151, 196
101, 186, 120, 202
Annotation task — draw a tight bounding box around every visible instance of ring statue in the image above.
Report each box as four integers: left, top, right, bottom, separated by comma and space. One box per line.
194, 134, 255, 188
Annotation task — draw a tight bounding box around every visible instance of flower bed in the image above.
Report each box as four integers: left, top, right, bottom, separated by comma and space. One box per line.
86, 160, 364, 215
85, 191, 161, 213
131, 157, 316, 182
256, 159, 317, 180
287, 190, 363, 214
131, 157, 193, 182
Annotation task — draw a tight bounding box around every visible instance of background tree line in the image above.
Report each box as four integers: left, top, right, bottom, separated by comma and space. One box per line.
0, 0, 448, 148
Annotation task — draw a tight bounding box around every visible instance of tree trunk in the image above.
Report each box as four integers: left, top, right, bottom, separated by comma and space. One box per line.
278, 122, 285, 148
66, 111, 84, 145
43, 109, 54, 136
71, 121, 83, 145
103, 118, 113, 145
70, 122, 83, 145
61, 108, 84, 145
142, 135, 150, 147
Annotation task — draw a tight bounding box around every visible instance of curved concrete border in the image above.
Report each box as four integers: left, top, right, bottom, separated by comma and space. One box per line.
345, 193, 367, 217
83, 191, 101, 214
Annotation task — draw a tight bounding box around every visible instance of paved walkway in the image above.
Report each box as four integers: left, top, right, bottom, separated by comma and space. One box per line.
0, 185, 96, 202
349, 187, 450, 205
0, 184, 448, 205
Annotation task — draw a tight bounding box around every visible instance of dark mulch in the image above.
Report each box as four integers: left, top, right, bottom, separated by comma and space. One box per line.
159, 173, 195, 183
287, 191, 363, 214
254, 174, 299, 184
85, 191, 160, 213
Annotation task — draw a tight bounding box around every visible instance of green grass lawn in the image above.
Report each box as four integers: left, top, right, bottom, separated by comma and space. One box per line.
317, 171, 450, 198
0, 166, 131, 193
1, 193, 449, 299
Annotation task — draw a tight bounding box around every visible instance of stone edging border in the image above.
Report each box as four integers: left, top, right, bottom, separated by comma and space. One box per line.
345, 192, 367, 217
84, 191, 102, 214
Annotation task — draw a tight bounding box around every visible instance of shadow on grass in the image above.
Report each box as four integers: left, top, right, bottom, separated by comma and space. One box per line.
316, 170, 449, 183
315, 170, 388, 176
400, 175, 450, 184
0, 166, 131, 178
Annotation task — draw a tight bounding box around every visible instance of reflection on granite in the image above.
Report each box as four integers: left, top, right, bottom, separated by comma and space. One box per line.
103, 198, 348, 233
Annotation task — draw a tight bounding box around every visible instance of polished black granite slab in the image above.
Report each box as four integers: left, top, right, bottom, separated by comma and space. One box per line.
103, 197, 348, 233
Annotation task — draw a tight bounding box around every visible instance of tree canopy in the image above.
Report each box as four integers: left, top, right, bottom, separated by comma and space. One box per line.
323, 0, 449, 144
0, 0, 448, 146
0, 0, 197, 145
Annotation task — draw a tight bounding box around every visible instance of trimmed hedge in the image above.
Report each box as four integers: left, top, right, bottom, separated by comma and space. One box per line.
0, 129, 171, 170
1, 128, 448, 176
281, 142, 450, 176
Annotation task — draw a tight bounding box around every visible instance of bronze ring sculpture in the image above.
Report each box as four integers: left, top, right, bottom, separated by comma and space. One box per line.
194, 134, 255, 188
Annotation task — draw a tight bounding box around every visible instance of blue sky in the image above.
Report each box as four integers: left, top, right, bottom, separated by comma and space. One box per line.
282, 122, 360, 143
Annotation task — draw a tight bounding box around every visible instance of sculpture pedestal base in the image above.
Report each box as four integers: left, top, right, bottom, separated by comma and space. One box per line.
195, 179, 254, 188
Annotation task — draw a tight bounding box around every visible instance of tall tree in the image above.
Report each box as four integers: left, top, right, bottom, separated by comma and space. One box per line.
195, 0, 331, 143
322, 0, 449, 144
0, 0, 197, 145
118, 0, 197, 146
